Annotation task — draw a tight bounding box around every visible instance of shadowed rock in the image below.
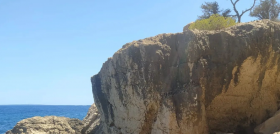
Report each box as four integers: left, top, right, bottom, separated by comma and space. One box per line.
82, 103, 101, 134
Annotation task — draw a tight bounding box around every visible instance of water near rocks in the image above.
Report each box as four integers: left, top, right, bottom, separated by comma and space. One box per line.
0, 105, 90, 134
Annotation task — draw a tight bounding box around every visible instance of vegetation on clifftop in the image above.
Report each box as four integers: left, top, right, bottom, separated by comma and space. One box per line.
189, 0, 280, 30
189, 14, 236, 30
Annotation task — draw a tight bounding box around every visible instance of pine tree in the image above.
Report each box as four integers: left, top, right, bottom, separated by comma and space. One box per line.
199, 1, 231, 20
250, 0, 280, 21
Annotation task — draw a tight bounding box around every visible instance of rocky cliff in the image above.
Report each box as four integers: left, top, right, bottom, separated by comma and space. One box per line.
91, 20, 280, 134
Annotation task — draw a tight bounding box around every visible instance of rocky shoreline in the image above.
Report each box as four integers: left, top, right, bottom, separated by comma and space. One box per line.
6, 104, 100, 134
7, 20, 280, 134
6, 116, 84, 134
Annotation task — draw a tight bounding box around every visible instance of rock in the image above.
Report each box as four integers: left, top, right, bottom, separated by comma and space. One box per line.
6, 116, 84, 134
255, 110, 280, 134
82, 103, 101, 134
91, 20, 280, 134
183, 22, 194, 31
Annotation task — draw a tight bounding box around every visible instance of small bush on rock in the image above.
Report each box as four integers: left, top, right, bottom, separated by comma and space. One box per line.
189, 14, 236, 30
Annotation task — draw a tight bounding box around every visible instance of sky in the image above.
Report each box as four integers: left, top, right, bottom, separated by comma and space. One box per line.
0, 0, 268, 105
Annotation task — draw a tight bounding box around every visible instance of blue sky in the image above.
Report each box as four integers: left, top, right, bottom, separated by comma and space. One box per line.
0, 0, 263, 105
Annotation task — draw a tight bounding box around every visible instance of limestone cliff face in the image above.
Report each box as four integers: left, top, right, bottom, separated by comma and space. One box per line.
91, 20, 280, 134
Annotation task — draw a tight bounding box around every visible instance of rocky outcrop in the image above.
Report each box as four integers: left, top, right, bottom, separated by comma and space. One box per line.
6, 116, 84, 134
91, 20, 280, 134
183, 22, 193, 32
82, 104, 101, 134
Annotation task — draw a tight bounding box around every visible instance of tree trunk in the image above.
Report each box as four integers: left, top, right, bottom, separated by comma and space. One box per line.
238, 16, 241, 23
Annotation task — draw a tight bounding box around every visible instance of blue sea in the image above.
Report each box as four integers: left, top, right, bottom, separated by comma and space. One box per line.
0, 105, 91, 134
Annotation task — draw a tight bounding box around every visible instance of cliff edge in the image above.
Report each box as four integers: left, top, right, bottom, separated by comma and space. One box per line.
91, 20, 280, 134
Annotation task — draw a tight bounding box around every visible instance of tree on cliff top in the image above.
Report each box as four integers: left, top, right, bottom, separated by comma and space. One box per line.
230, 0, 257, 23
199, 1, 232, 19
250, 0, 280, 21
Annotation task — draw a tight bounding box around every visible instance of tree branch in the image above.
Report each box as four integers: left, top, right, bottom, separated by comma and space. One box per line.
230, 0, 256, 22
230, 0, 240, 16
240, 0, 257, 17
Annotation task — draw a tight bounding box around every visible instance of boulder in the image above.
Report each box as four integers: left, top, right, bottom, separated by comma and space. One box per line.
91, 20, 280, 134
6, 116, 84, 134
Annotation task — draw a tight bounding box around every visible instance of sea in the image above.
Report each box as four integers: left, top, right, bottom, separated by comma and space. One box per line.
0, 105, 91, 134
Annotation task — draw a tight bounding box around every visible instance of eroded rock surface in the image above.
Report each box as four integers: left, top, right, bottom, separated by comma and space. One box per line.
6, 116, 84, 134
91, 20, 280, 134
82, 103, 101, 134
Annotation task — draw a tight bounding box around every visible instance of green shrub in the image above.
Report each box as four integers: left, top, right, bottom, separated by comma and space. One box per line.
189, 14, 236, 30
